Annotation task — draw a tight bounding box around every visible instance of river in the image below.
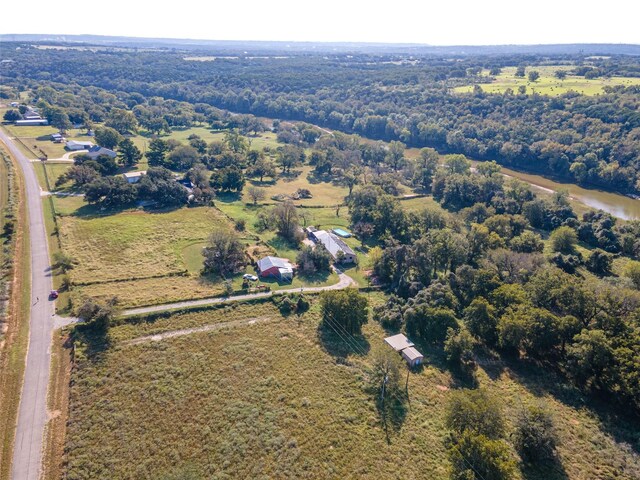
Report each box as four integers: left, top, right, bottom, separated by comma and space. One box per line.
497, 165, 640, 221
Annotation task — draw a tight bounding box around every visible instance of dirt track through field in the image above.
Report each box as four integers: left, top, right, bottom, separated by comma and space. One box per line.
122, 316, 275, 346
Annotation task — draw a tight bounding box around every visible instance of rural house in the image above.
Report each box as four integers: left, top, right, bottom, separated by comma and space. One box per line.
257, 256, 294, 282
85, 146, 117, 159
15, 118, 48, 126
310, 230, 356, 263
384, 333, 424, 367
66, 140, 94, 151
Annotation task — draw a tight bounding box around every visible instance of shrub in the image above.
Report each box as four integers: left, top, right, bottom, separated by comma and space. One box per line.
513, 404, 558, 462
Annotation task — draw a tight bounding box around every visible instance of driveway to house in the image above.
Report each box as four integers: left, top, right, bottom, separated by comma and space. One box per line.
122, 268, 356, 317
0, 128, 56, 480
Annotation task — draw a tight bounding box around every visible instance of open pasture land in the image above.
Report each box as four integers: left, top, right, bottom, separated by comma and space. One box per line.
54, 201, 237, 307
245, 165, 350, 207
2, 124, 95, 159
63, 301, 640, 480
454, 66, 640, 96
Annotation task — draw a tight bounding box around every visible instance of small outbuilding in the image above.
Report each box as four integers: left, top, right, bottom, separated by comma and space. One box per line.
401, 347, 424, 367
122, 171, 147, 184
66, 140, 94, 151
384, 333, 415, 352
257, 256, 294, 282
384, 333, 424, 367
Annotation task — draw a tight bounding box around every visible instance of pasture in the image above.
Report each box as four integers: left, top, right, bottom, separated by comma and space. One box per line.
62, 300, 640, 480
454, 66, 640, 96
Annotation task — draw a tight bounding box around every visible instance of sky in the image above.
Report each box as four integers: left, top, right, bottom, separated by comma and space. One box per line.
2, 0, 639, 45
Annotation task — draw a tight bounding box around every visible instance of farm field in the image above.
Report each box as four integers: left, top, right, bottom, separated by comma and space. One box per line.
63, 300, 640, 480
454, 66, 640, 96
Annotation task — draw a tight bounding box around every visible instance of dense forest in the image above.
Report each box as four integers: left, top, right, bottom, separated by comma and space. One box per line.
2, 44, 640, 194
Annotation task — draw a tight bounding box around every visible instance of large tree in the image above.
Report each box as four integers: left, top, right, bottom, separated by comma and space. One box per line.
272, 200, 301, 242
320, 288, 369, 335
118, 138, 142, 167
95, 126, 123, 150
202, 229, 246, 277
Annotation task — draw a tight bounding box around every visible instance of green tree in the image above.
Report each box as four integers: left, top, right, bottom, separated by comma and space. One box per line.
272, 200, 301, 242
528, 70, 540, 82
405, 306, 458, 343
448, 432, 517, 480
566, 329, 615, 391
210, 166, 245, 192
513, 404, 557, 462
247, 156, 276, 182
555, 70, 567, 80
146, 138, 169, 166
463, 297, 498, 345
386, 140, 406, 171
446, 388, 505, 439
515, 66, 526, 77
105, 108, 138, 134
3, 109, 21, 122
320, 288, 369, 335
623, 260, 640, 289
202, 228, 246, 277
549, 226, 578, 254
95, 126, 123, 150
444, 327, 476, 371
166, 145, 200, 171
586, 249, 613, 276
118, 138, 142, 167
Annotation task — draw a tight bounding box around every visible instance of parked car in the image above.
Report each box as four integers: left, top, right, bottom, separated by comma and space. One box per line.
49, 290, 59, 299
243, 274, 258, 281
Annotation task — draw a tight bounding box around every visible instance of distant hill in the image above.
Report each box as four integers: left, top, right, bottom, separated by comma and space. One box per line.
1, 33, 639, 56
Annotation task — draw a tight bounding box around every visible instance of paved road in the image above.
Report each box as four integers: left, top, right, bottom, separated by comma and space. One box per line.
0, 129, 55, 480
122, 268, 355, 317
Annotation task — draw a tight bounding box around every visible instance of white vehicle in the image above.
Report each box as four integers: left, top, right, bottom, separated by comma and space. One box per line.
243, 274, 258, 281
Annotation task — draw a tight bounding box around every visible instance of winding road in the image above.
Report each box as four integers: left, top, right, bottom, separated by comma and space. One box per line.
122, 267, 355, 317
0, 129, 56, 480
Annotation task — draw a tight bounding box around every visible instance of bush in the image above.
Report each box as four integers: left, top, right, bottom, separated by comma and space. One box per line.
513, 404, 557, 462
448, 432, 517, 480
445, 389, 505, 439
444, 327, 476, 371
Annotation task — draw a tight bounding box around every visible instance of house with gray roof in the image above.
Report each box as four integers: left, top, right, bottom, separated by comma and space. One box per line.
310, 230, 356, 263
86, 145, 117, 159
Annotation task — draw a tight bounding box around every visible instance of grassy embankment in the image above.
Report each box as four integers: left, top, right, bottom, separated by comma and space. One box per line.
0, 147, 31, 480
62, 298, 640, 480
454, 65, 640, 96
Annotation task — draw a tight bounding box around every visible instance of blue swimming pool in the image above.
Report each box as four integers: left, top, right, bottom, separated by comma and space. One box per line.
332, 228, 352, 238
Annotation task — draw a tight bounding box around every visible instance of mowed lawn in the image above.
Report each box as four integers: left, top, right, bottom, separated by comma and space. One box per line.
244, 165, 350, 206
454, 66, 640, 96
64, 302, 640, 480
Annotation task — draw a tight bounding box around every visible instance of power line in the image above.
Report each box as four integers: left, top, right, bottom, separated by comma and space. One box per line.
318, 304, 489, 480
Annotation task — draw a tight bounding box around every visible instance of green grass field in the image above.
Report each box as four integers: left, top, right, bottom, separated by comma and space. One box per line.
454, 66, 640, 96
63, 300, 640, 480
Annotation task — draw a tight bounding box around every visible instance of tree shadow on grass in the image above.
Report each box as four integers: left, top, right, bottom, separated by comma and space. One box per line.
215, 191, 242, 204
376, 391, 409, 442
317, 323, 370, 360
505, 356, 640, 455
248, 178, 277, 187
520, 457, 569, 480
72, 325, 111, 362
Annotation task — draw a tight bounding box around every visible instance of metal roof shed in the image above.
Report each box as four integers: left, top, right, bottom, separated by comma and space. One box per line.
401, 347, 424, 367
384, 333, 415, 352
